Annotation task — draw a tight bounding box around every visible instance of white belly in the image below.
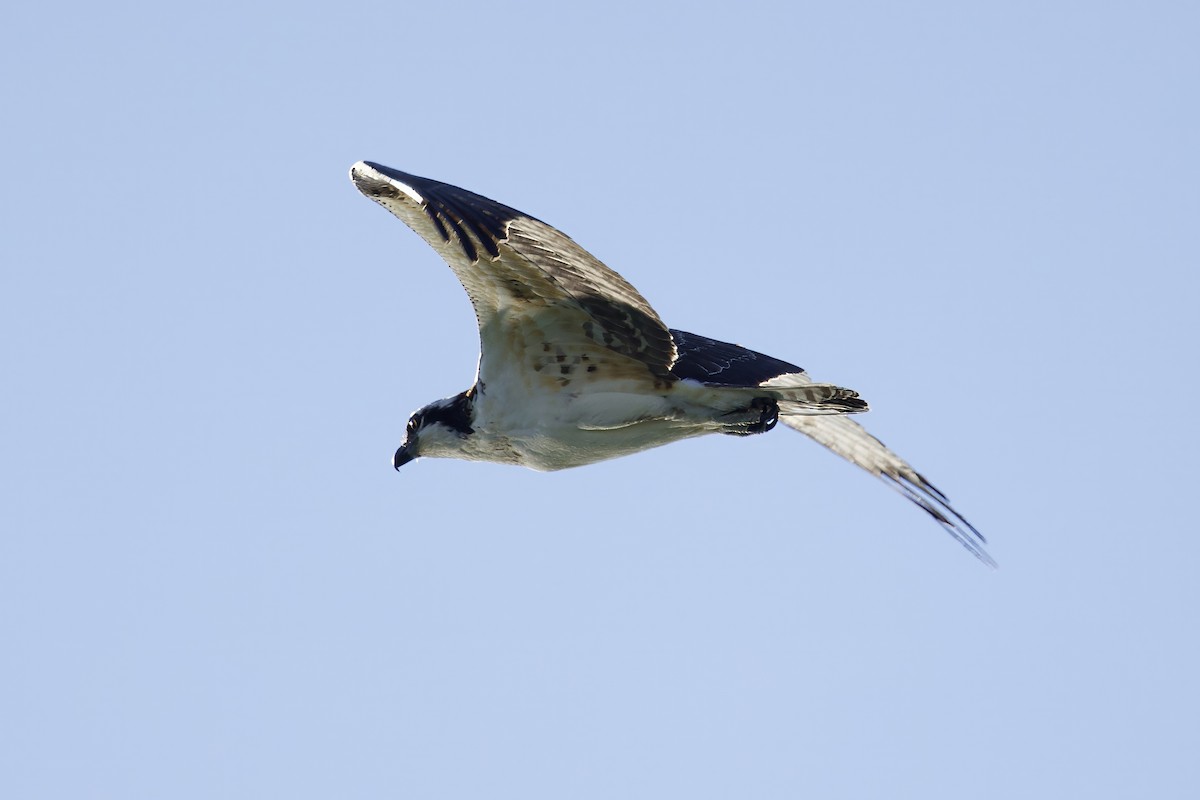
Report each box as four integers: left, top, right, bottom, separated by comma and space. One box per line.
469, 386, 716, 471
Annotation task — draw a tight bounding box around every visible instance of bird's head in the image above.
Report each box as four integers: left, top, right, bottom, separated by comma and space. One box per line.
393, 390, 475, 469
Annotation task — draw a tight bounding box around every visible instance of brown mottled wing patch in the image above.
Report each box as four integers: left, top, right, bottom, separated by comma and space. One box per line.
349, 161, 676, 380
504, 218, 675, 377
498, 313, 678, 394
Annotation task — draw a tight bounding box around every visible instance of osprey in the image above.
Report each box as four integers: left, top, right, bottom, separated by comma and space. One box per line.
350, 161, 992, 566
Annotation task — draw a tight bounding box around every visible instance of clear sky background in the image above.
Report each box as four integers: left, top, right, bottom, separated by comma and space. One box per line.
3, 1, 1198, 797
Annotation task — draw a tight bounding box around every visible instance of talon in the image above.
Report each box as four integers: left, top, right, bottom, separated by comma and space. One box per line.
751, 397, 780, 433
722, 398, 779, 436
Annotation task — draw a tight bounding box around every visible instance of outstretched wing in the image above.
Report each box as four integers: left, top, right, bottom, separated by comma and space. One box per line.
669, 329, 808, 385
350, 162, 676, 381
780, 413, 994, 566
669, 332, 989, 562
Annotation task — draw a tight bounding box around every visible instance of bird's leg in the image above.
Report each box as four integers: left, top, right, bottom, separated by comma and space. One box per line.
749, 397, 779, 433
720, 397, 779, 436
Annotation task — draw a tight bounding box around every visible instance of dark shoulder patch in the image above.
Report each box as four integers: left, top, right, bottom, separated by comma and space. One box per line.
362, 162, 532, 263
669, 329, 805, 387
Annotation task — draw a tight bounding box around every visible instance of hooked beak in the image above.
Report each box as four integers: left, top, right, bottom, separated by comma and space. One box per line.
393, 445, 415, 470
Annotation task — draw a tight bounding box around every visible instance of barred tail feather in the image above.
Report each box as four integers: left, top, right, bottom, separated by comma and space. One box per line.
764, 374, 868, 414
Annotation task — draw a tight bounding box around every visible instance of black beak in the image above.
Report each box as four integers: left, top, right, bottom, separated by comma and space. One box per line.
393, 445, 415, 470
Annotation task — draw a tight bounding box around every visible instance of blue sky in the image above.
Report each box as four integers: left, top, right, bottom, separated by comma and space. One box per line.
3, 1, 1198, 797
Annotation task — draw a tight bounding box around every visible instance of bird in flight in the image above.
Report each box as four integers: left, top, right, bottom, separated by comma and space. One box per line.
349, 161, 993, 566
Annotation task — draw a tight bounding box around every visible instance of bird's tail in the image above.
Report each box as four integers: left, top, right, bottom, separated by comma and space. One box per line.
759, 373, 869, 415
683, 371, 868, 416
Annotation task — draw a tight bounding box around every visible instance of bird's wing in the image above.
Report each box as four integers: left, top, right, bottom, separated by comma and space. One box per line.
350, 162, 676, 382
669, 329, 868, 413
779, 412, 994, 566
669, 329, 809, 386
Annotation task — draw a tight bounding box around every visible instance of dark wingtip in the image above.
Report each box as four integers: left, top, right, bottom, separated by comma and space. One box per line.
880, 473, 997, 568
